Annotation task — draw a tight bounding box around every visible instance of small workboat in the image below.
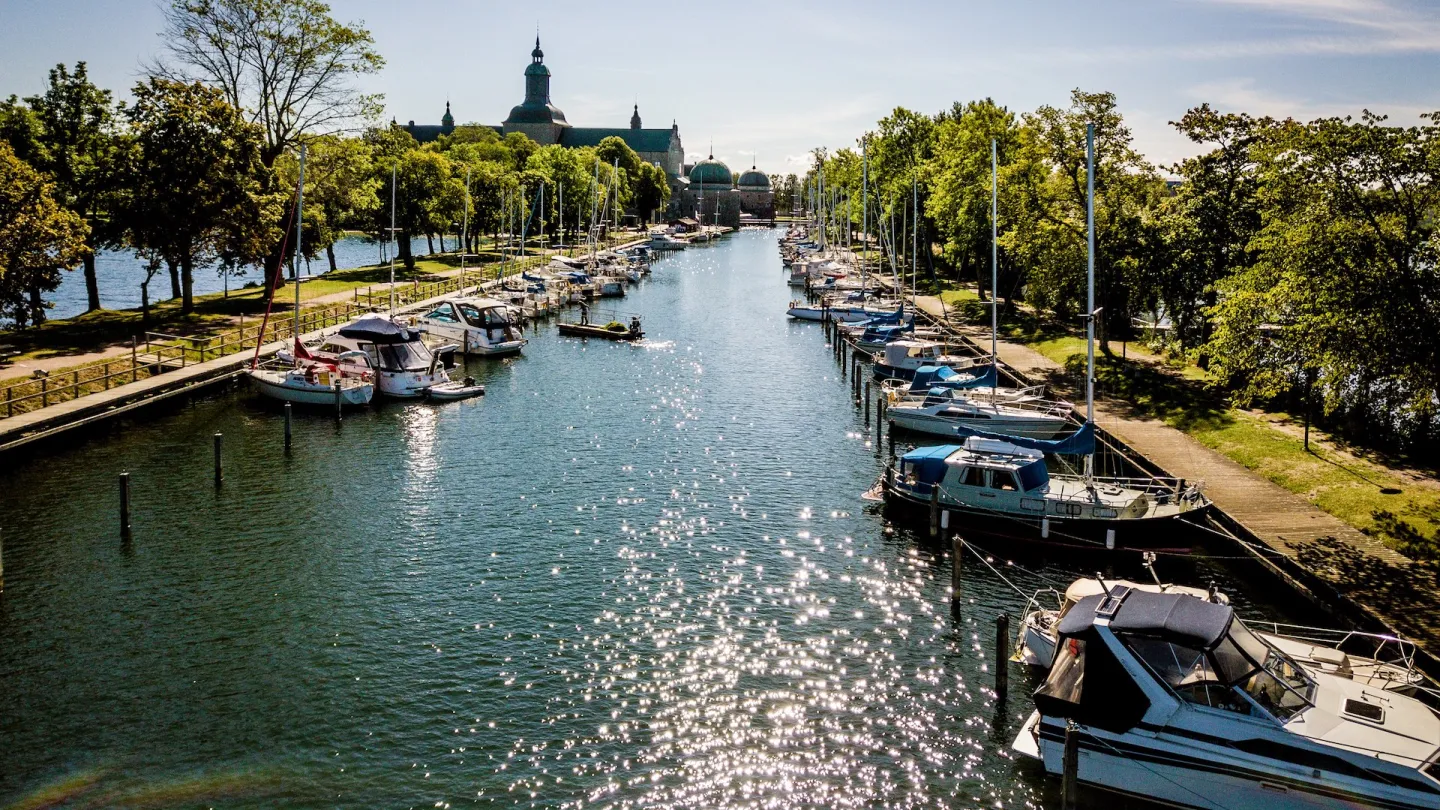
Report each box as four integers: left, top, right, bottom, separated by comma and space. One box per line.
1013, 587, 1440, 810
425, 379, 485, 401
557, 315, 644, 341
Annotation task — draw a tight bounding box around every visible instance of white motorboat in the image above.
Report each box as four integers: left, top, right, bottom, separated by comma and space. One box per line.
417, 297, 527, 357
649, 233, 686, 251
248, 357, 374, 408
293, 316, 471, 399
1012, 586, 1440, 810
787, 300, 912, 324
887, 385, 1073, 439
1015, 565, 1228, 667
881, 427, 1211, 549
596, 276, 626, 297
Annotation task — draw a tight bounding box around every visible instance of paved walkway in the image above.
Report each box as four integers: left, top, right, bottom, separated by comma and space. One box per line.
912, 295, 1440, 653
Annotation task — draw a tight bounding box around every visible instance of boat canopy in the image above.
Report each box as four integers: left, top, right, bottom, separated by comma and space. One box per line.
900, 444, 960, 493
910, 364, 995, 392
1057, 588, 1234, 648
953, 420, 1096, 455
859, 323, 913, 342
559, 271, 593, 284
339, 316, 420, 345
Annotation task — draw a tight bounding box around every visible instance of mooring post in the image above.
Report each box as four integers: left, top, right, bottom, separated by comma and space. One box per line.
1062, 723, 1080, 810
284, 402, 293, 451
1, 528, 5, 595
119, 472, 131, 537
864, 382, 871, 424
995, 613, 1010, 696
951, 534, 963, 606
928, 486, 940, 538
333, 379, 343, 420
876, 396, 884, 450
213, 432, 223, 487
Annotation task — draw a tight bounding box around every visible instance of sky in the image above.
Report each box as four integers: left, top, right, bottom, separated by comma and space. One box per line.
1, 0, 1436, 177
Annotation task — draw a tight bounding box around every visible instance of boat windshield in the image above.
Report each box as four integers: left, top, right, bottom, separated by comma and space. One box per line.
458, 304, 509, 327
1123, 627, 1313, 722
375, 341, 431, 371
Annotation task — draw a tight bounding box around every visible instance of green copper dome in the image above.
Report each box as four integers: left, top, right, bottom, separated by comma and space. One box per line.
689, 156, 732, 188
737, 165, 769, 189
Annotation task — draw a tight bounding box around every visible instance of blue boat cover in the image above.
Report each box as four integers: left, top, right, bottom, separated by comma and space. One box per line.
909, 364, 996, 391
953, 420, 1096, 455
900, 444, 958, 493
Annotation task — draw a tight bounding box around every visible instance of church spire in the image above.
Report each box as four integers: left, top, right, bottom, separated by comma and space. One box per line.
532, 35, 543, 62
630, 103, 641, 130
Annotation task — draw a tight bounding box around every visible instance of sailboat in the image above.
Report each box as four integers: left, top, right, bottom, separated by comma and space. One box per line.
877, 126, 1211, 550
248, 145, 375, 408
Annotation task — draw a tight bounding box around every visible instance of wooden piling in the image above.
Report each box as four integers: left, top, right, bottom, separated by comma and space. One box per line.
213, 432, 223, 486
333, 380, 343, 420
864, 381, 871, 424
1062, 724, 1080, 810
119, 473, 131, 536
995, 613, 1010, 695
951, 534, 963, 605
284, 402, 292, 450
1, 528, 5, 594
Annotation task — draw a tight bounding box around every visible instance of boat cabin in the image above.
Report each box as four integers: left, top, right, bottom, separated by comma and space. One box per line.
898, 440, 1049, 497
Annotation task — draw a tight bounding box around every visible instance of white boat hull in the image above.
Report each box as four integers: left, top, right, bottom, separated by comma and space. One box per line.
248, 369, 373, 407
888, 407, 1068, 439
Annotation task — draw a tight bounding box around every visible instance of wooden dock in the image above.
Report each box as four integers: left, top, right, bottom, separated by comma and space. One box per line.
908, 295, 1440, 657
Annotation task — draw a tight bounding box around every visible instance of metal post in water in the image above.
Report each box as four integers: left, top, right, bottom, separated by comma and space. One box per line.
1062, 724, 1080, 810
334, 380, 342, 420
213, 432, 223, 487
119, 473, 131, 537
876, 396, 885, 447
995, 613, 1010, 696
864, 381, 871, 425
284, 402, 293, 450
0, 528, 5, 594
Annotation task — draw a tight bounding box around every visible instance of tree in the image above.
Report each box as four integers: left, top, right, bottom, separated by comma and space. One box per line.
632, 162, 671, 224
0, 96, 44, 166
926, 99, 1021, 296
23, 62, 124, 312
154, 0, 384, 166
1157, 105, 1270, 358
0, 142, 87, 326
119, 78, 270, 314
366, 148, 464, 271
277, 134, 378, 272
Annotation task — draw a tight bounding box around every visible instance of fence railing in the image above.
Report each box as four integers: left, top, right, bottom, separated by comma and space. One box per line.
0, 235, 645, 421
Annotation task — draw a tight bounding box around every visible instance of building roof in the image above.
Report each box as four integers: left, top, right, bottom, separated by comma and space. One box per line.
559, 128, 674, 153
689, 156, 732, 188
505, 102, 569, 125
737, 165, 770, 188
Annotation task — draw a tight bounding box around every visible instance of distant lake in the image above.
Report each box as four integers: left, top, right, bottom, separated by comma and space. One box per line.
40, 235, 434, 321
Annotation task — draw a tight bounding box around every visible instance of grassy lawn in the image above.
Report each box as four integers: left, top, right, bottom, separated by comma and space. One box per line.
1011, 315, 1440, 561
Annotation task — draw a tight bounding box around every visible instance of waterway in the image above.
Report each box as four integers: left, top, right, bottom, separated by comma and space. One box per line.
0, 231, 1313, 809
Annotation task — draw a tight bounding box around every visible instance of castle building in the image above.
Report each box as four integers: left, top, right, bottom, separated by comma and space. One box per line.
403, 38, 686, 180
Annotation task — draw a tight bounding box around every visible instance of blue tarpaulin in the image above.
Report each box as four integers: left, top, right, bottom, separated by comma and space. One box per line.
952, 420, 1096, 455
909, 364, 996, 392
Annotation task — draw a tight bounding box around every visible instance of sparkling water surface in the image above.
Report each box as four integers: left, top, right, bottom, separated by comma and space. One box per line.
0, 231, 1310, 808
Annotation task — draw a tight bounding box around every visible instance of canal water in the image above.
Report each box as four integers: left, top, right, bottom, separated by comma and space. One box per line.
0, 231, 1310, 809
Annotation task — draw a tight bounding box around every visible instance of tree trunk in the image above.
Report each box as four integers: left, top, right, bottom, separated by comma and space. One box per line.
83, 251, 101, 312
180, 253, 195, 314
399, 230, 415, 272
168, 258, 181, 300
27, 284, 45, 326
439, 233, 446, 253
327, 243, 338, 274
426, 233, 434, 255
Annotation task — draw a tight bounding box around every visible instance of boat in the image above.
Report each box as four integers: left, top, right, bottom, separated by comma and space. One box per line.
625, 267, 643, 284
871, 340, 989, 381
246, 144, 376, 409
557, 315, 644, 341
248, 356, 374, 408
787, 301, 912, 324
882, 426, 1210, 548
886, 385, 1073, 439
1012, 586, 1440, 810
1015, 561, 1228, 667
295, 316, 476, 399
595, 275, 626, 297
417, 297, 527, 357
425, 379, 486, 401
649, 232, 686, 251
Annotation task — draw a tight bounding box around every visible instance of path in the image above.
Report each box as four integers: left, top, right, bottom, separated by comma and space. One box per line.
912, 295, 1440, 654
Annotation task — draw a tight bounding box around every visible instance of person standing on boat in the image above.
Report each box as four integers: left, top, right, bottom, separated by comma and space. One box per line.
579, 301, 590, 325
629, 316, 641, 337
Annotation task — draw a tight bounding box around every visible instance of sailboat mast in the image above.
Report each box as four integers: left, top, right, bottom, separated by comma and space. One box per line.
294, 143, 306, 343
388, 162, 396, 315
911, 174, 918, 309
991, 138, 999, 383
860, 136, 868, 284
461, 165, 471, 291
1085, 123, 1097, 476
